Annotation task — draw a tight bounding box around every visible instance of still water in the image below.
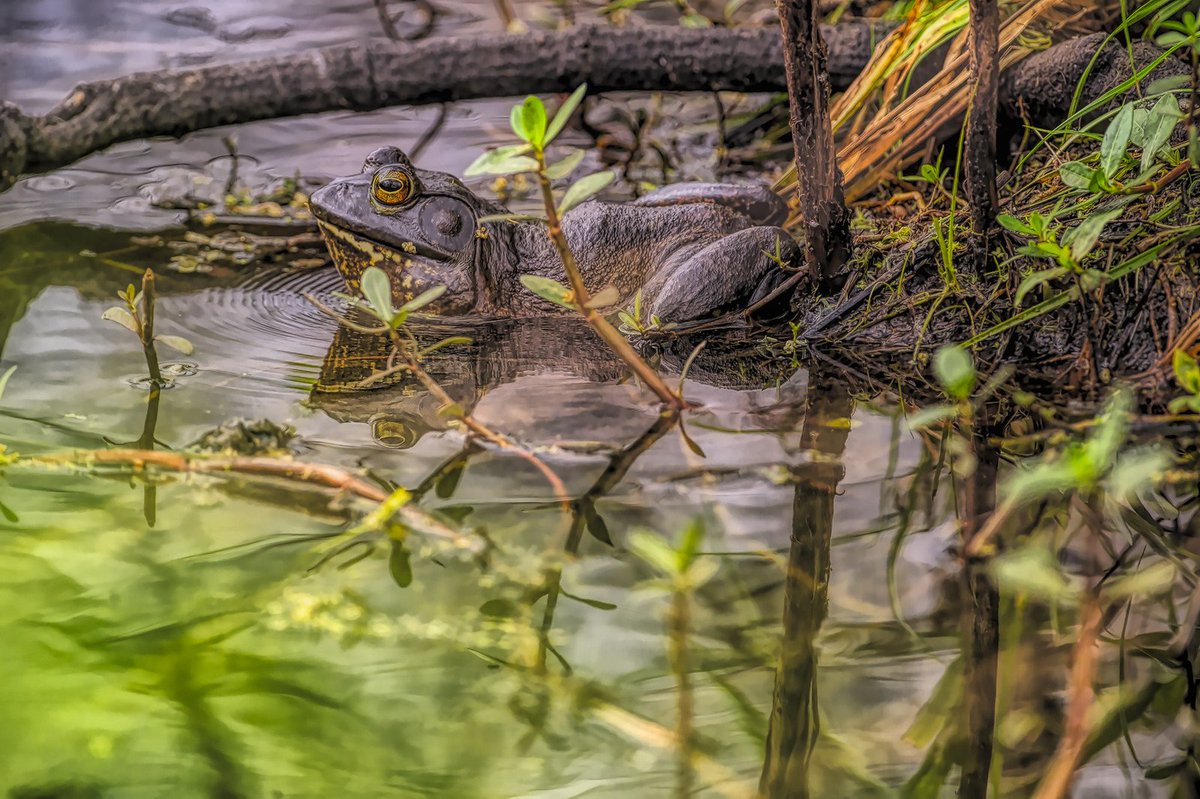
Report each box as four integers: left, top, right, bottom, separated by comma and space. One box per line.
0, 1, 1190, 797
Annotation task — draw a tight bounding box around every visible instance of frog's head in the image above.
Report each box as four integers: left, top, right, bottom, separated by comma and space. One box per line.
310, 147, 507, 315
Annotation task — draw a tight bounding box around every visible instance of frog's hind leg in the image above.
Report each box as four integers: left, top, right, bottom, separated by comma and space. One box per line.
647, 227, 803, 324
631, 183, 789, 226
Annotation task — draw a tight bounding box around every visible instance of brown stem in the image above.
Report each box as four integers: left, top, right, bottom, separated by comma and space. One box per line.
139, 269, 162, 386
1031, 594, 1103, 799
669, 580, 694, 799
534, 157, 684, 409
773, 0, 850, 281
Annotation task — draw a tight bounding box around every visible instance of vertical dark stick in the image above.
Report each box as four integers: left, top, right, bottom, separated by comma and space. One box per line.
965, 0, 999, 245
773, 0, 850, 283
958, 434, 999, 798
759, 378, 852, 798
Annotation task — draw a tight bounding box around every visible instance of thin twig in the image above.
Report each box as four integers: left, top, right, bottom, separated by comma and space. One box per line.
1031, 594, 1104, 799
25, 448, 484, 552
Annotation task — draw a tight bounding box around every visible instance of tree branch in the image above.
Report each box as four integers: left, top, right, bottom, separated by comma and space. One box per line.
2, 23, 890, 190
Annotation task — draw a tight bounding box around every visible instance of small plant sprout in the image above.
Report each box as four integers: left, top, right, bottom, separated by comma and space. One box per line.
101, 269, 193, 386
465, 85, 685, 410
1169, 348, 1200, 413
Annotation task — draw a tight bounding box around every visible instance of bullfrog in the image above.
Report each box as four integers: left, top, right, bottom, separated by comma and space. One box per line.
309, 146, 803, 322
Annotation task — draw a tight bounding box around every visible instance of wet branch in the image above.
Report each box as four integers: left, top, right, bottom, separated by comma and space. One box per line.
774, 0, 851, 280
23, 447, 483, 552
0, 23, 887, 191
965, 0, 1000, 244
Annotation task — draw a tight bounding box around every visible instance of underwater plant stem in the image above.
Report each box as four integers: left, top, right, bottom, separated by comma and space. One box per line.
138, 269, 163, 387
773, 0, 850, 282
958, 432, 999, 799
1032, 593, 1103, 799
533, 158, 685, 410
669, 581, 694, 799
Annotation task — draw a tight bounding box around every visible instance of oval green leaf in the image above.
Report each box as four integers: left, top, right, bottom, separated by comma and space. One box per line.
360, 266, 395, 323
519, 274, 575, 308
559, 171, 615, 216
544, 84, 588, 147
155, 335, 195, 355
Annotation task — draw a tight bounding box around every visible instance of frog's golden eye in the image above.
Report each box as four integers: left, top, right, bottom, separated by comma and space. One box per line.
372, 170, 414, 205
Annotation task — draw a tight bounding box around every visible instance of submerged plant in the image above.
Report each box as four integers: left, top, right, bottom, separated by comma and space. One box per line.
101, 269, 193, 386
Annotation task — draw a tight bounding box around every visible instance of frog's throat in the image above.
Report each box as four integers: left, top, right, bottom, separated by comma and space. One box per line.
316, 218, 423, 292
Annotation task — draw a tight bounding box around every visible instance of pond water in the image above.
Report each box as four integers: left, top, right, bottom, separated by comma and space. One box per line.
0, 2, 1193, 798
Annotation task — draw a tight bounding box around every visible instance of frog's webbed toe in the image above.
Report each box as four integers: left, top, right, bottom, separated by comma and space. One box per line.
647, 227, 804, 324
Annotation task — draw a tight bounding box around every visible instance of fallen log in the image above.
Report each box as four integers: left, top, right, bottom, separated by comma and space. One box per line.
0, 25, 1186, 195
0, 22, 887, 192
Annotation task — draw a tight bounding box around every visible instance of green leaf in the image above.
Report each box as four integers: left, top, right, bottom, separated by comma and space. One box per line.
101, 306, 140, 335
905, 404, 958, 430
1173, 347, 1200, 394
479, 598, 521, 618
154, 335, 194, 355
990, 545, 1082, 605
398, 285, 447, 313
1083, 389, 1132, 470
559, 589, 618, 611
543, 149, 586, 180
463, 144, 536, 177
903, 657, 963, 747
584, 285, 620, 309
558, 171, 615, 215
389, 541, 413, 588
360, 266, 396, 324
419, 336, 473, 357
511, 95, 548, 149
1004, 460, 1077, 504
0, 365, 14, 403
1059, 161, 1096, 190
933, 345, 975, 401
676, 518, 704, 572
1101, 560, 1177, 601
1129, 107, 1150, 148
545, 84, 588, 147
1063, 205, 1125, 262
1015, 267, 1068, 306
519, 274, 575, 308
1101, 103, 1135, 180
1141, 94, 1183, 172
629, 531, 681, 576
997, 214, 1035, 235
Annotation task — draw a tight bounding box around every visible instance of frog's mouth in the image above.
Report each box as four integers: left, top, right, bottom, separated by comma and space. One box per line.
314, 217, 477, 314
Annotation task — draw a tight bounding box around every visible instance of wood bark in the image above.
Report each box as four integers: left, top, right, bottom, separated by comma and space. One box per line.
965, 0, 1000, 241
0, 22, 886, 191
773, 0, 850, 280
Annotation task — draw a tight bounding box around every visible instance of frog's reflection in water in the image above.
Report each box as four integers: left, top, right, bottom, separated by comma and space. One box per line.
309, 315, 628, 449
308, 313, 806, 451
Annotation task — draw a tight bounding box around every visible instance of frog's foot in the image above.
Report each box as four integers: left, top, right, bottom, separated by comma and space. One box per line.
632, 183, 789, 226
648, 227, 804, 324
